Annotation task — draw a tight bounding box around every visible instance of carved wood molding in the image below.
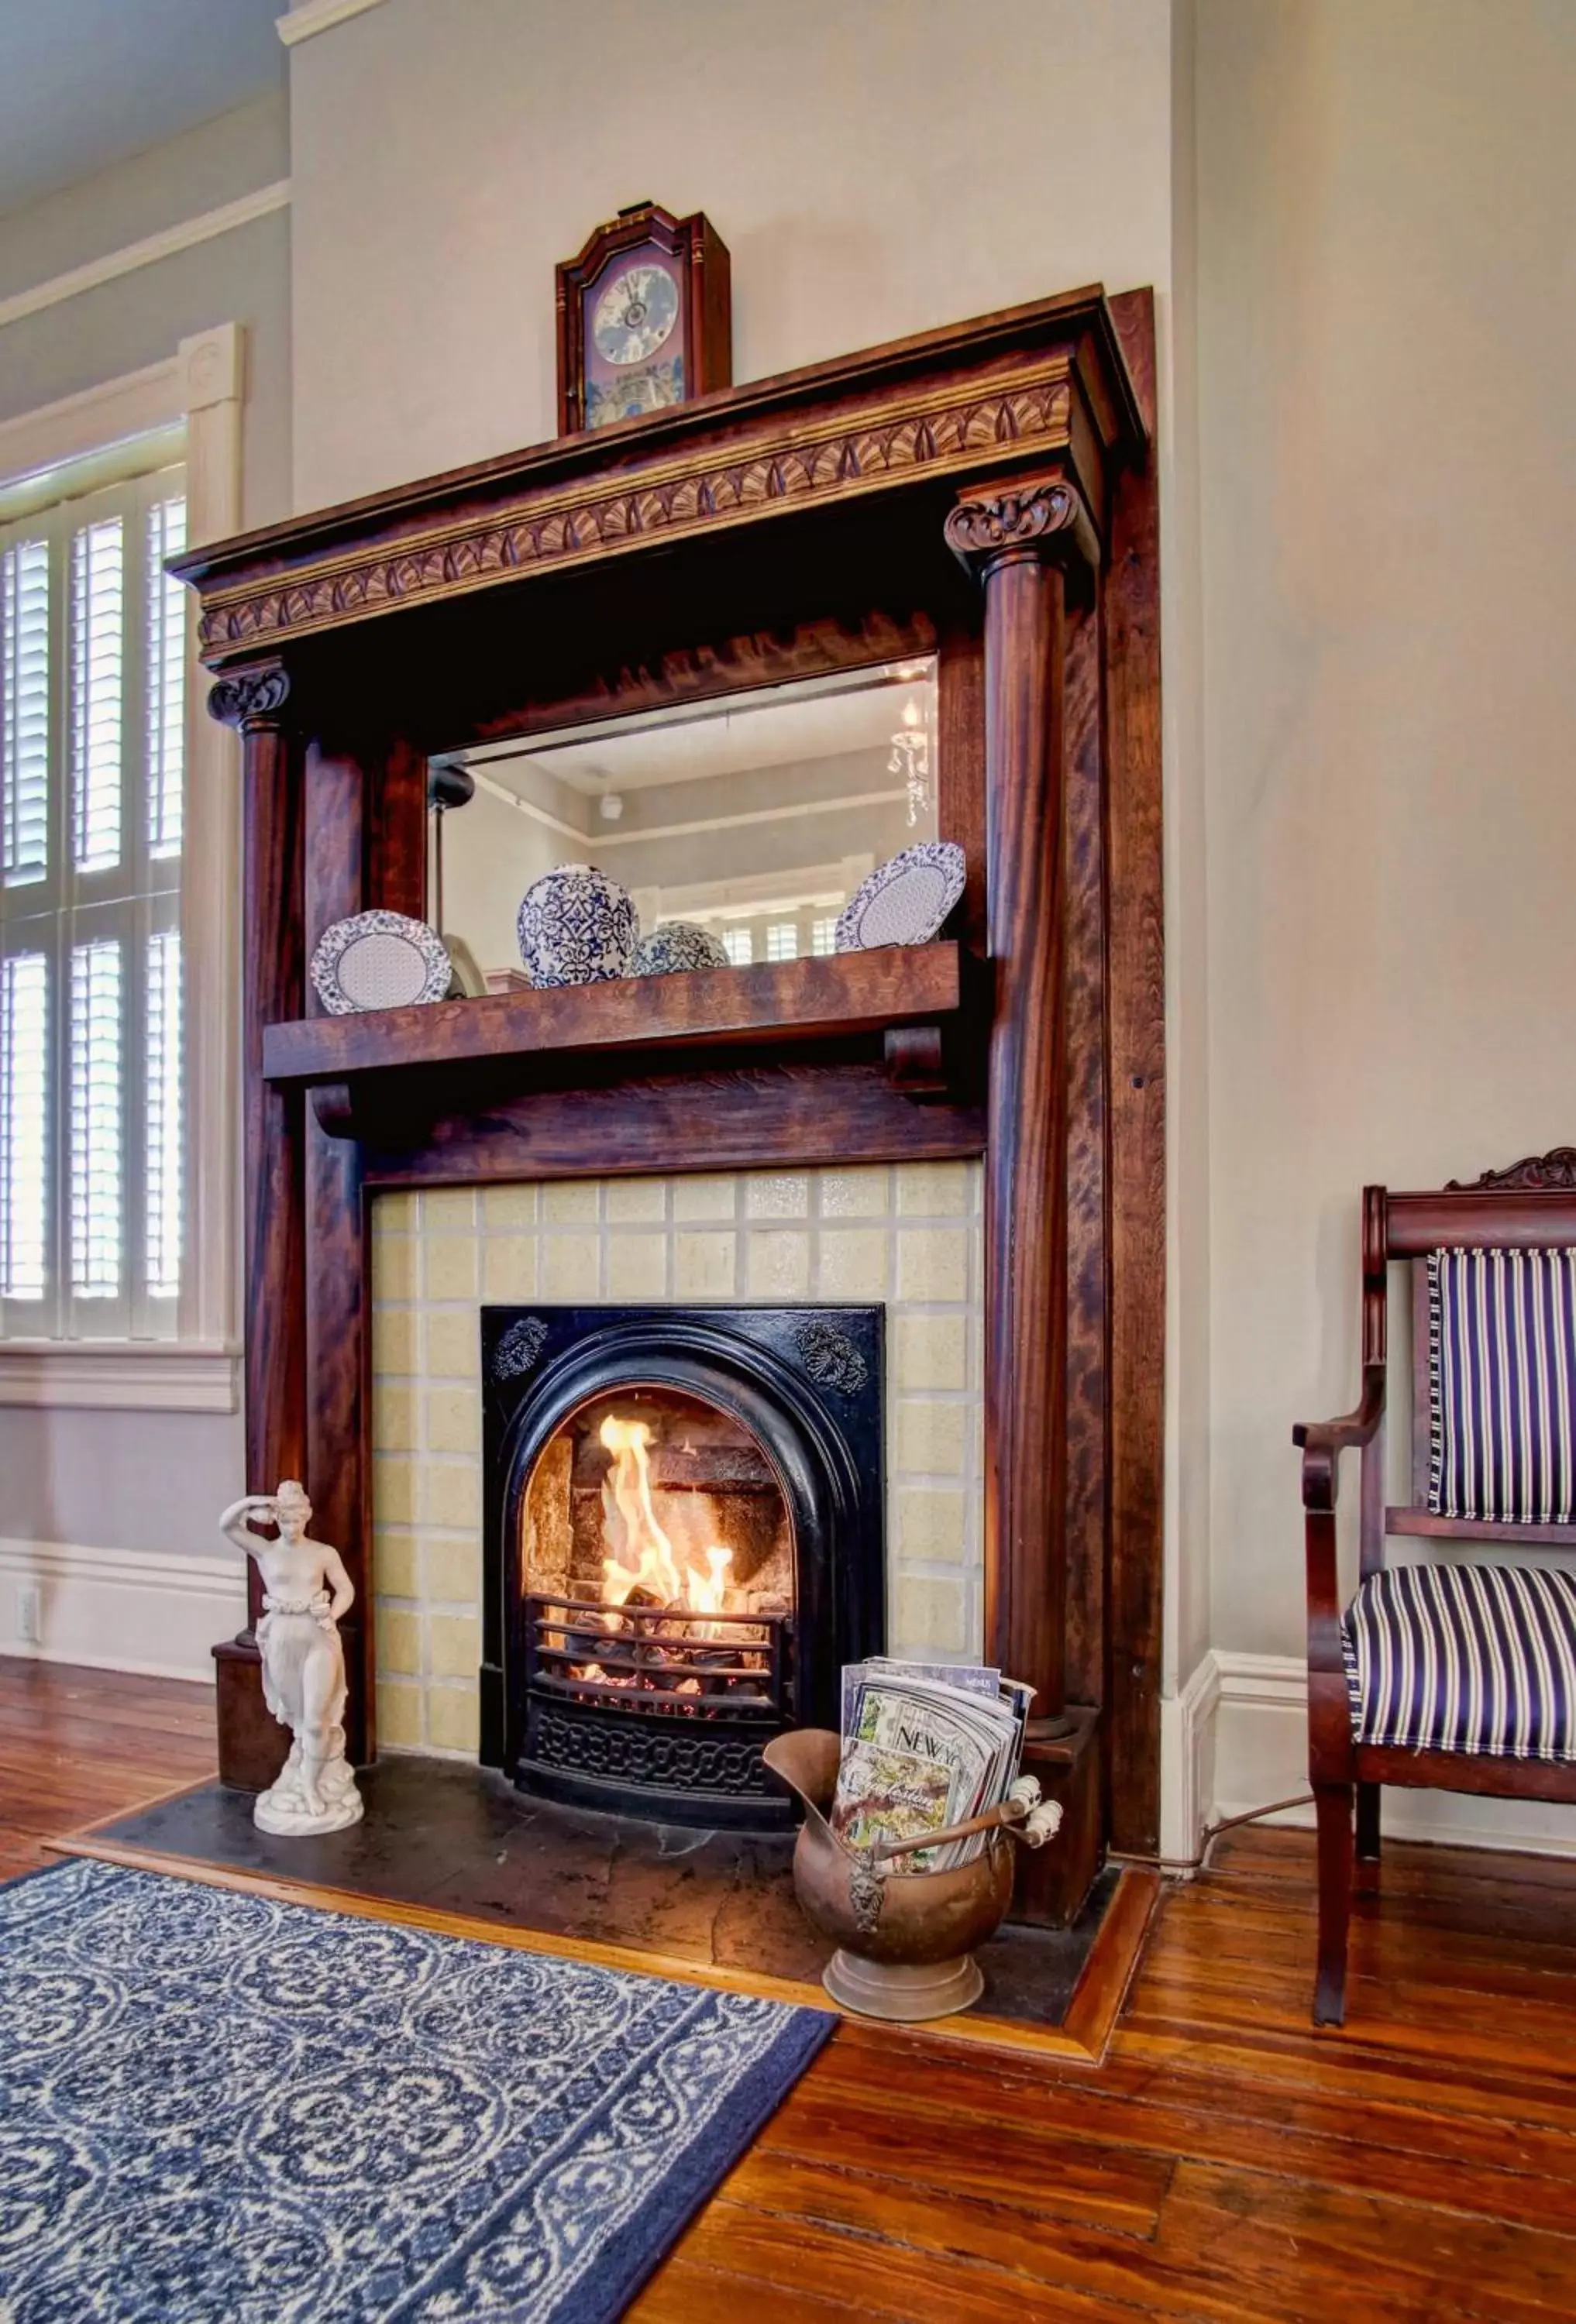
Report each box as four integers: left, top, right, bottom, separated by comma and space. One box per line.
944, 477, 1099, 578
192, 368, 1076, 658
1447, 1148, 1576, 1192
208, 662, 291, 731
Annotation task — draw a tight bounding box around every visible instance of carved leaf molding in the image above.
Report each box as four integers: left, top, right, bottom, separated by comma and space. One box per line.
195, 374, 1075, 656
1447, 1148, 1576, 1192
943, 478, 1098, 574
207, 664, 291, 730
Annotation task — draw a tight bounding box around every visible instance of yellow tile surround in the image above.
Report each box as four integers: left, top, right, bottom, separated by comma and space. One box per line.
370, 1162, 984, 1757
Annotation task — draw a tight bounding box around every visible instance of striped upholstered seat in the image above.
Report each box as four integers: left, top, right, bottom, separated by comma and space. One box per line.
1342, 1563, 1576, 1761
1430, 1246, 1576, 1523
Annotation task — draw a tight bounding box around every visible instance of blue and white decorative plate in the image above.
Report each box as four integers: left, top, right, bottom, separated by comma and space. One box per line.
516, 864, 638, 987
834, 841, 966, 953
310, 910, 452, 1013
631, 920, 730, 977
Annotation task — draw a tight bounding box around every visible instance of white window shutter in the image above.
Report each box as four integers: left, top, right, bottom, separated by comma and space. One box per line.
0, 951, 49, 1301
2, 468, 186, 1338
71, 514, 125, 875
145, 496, 186, 861
2, 538, 50, 889
69, 935, 124, 1300
143, 928, 181, 1300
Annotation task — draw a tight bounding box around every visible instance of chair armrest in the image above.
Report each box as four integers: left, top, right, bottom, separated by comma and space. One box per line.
1293, 1367, 1385, 1735
1292, 1365, 1387, 1513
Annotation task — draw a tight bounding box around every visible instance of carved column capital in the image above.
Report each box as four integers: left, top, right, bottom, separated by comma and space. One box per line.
944, 477, 1098, 582
208, 661, 291, 731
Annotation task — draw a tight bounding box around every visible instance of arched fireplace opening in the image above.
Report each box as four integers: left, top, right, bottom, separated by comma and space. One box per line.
480, 1305, 885, 1829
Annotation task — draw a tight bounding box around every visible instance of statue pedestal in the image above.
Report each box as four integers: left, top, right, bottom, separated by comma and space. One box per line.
253, 1741, 364, 1836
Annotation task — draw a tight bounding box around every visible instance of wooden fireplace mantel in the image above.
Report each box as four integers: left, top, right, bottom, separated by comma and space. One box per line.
174, 287, 1141, 669
174, 284, 1165, 1917
263, 945, 977, 1100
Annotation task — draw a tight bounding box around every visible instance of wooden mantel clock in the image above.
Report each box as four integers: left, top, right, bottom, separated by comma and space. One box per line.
556, 200, 731, 435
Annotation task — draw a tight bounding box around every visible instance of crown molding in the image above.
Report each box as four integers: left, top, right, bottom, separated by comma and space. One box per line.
0, 182, 290, 332
277, 0, 391, 46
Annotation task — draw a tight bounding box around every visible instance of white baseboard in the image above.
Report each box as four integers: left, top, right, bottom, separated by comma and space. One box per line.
1158, 1648, 1220, 1865
0, 1537, 242, 1684
1170, 1645, 1576, 1861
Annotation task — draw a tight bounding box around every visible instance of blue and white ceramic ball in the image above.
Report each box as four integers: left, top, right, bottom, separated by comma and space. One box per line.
631, 921, 730, 977
516, 864, 638, 988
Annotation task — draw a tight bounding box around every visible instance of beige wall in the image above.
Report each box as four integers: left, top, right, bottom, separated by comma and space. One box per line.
1196, 0, 1576, 1647
0, 91, 292, 520
0, 91, 287, 298
286, 0, 1174, 505
0, 91, 293, 1566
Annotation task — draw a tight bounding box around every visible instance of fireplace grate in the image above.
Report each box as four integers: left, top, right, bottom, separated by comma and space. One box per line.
525, 1593, 790, 1721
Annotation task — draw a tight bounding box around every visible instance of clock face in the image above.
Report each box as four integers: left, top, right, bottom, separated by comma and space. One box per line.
590, 260, 680, 367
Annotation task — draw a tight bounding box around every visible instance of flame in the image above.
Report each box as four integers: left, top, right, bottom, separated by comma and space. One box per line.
597, 1413, 734, 1630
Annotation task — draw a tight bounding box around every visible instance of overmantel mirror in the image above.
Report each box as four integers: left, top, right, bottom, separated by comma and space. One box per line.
174, 284, 1165, 1923
432, 657, 939, 991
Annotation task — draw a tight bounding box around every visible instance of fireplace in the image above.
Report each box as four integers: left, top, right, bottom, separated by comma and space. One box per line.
480, 1304, 885, 1827
184, 289, 1166, 1920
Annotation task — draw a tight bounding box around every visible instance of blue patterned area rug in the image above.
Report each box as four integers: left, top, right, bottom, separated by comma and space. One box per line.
0, 1857, 834, 2323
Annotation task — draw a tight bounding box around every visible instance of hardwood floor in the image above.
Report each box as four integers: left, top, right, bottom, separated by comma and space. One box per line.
0, 1656, 215, 1883
7, 1658, 1576, 2320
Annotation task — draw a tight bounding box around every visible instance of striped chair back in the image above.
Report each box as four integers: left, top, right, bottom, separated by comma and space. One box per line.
1429, 1246, 1576, 1525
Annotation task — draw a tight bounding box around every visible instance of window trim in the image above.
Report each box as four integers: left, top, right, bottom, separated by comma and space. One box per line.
0, 331, 243, 1412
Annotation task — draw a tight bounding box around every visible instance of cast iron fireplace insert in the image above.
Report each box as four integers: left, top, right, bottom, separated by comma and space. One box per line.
480, 1304, 885, 1829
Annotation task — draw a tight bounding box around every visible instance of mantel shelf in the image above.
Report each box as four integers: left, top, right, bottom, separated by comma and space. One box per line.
262, 942, 976, 1096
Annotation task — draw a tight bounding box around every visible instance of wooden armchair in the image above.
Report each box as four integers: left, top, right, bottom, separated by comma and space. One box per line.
1294, 1151, 1576, 2026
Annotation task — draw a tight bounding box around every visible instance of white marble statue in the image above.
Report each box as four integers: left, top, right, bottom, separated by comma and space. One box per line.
219, 1481, 365, 1835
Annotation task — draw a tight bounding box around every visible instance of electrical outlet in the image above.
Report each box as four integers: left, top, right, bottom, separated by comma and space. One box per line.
16, 1583, 40, 1646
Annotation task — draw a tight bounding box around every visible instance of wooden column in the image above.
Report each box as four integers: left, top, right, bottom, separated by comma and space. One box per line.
946, 480, 1101, 1923
208, 661, 303, 1789
303, 736, 372, 1762
299, 730, 427, 1763
946, 479, 1096, 1726
1103, 288, 1167, 1856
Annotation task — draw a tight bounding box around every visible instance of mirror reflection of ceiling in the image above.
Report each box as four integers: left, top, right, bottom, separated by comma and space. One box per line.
434, 658, 938, 978
450, 662, 934, 803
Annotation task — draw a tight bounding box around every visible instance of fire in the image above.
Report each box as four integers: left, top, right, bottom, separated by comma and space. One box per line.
597, 1414, 735, 1631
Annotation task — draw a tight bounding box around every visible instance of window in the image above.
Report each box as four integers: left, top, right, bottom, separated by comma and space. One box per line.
721, 926, 754, 967
0, 466, 188, 1341
810, 915, 838, 957
764, 921, 800, 963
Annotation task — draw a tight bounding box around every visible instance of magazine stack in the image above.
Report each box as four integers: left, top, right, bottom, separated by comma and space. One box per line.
830, 1656, 1034, 1872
